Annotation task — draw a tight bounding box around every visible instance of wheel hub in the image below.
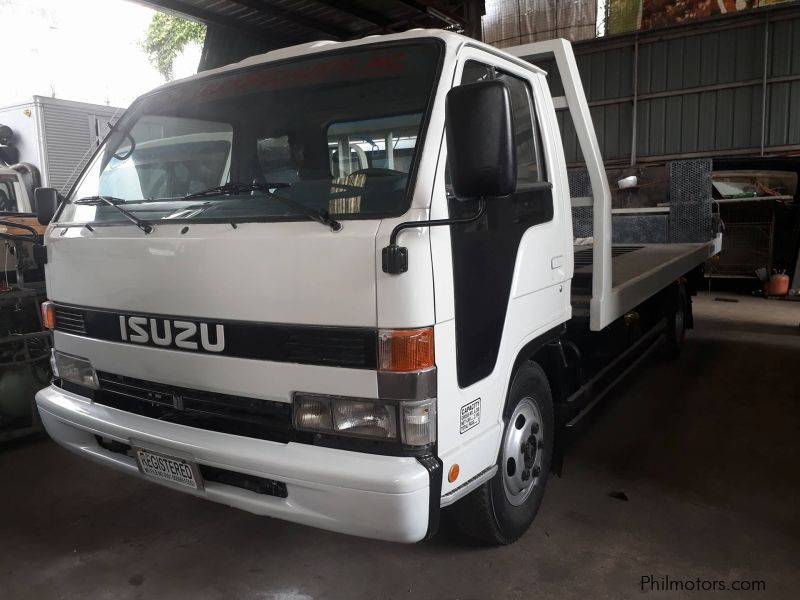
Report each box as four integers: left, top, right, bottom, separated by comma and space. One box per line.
502, 397, 544, 506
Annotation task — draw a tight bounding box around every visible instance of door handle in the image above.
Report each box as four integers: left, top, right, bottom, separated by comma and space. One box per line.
551, 255, 564, 269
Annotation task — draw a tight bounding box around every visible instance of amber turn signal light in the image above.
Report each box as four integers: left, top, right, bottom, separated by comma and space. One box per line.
448, 463, 460, 483
378, 327, 434, 372
41, 301, 55, 330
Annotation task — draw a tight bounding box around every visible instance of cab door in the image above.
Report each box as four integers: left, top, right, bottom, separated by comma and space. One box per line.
431, 47, 570, 495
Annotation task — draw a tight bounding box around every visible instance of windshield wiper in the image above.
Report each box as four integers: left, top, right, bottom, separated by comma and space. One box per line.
74, 196, 153, 234
183, 182, 342, 232
183, 181, 290, 200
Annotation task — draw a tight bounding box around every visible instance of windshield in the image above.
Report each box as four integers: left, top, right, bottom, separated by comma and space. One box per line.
58, 41, 442, 226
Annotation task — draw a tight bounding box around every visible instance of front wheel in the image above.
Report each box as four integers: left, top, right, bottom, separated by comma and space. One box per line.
453, 361, 554, 545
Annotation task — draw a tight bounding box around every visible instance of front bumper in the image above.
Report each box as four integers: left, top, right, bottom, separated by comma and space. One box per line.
36, 384, 432, 543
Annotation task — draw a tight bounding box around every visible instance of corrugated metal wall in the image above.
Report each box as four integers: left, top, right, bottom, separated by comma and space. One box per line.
38, 99, 121, 193
522, 4, 800, 165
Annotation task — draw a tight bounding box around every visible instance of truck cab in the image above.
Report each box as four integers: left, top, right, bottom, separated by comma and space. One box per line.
0, 166, 33, 213
1, 165, 46, 287
34, 30, 718, 544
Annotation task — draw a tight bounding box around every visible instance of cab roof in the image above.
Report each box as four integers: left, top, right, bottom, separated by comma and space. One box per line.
150, 29, 546, 97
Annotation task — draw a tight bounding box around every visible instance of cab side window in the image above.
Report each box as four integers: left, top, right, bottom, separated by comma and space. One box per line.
452, 61, 547, 187
460, 61, 493, 84
495, 71, 545, 185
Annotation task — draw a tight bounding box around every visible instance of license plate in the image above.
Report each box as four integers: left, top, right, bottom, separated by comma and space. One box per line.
134, 448, 203, 490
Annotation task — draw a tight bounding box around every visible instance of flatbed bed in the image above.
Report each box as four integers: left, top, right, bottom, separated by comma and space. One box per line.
571, 237, 722, 319
507, 39, 721, 329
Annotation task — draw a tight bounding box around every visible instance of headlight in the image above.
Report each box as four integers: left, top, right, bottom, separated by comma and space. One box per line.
53, 351, 99, 390
333, 399, 397, 439
294, 395, 332, 431
294, 393, 435, 446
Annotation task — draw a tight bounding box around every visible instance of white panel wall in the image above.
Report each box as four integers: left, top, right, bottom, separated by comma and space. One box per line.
38, 97, 122, 193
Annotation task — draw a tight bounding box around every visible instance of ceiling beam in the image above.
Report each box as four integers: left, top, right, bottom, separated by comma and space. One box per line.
134, 0, 299, 43
397, 0, 465, 27
463, 0, 483, 40
318, 0, 396, 30
136, 0, 479, 48
225, 1, 351, 39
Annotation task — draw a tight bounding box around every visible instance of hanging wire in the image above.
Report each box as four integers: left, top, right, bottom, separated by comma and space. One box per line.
1, 242, 11, 292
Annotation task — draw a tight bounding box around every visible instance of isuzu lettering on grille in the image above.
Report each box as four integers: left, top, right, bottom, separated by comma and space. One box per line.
119, 316, 225, 353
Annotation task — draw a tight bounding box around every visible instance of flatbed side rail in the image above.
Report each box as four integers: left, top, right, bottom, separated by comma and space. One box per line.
505, 39, 613, 331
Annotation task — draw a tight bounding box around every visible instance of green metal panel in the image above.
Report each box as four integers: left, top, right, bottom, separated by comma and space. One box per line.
520, 4, 800, 164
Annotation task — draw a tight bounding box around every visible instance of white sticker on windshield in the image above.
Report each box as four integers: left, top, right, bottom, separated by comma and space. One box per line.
460, 398, 481, 434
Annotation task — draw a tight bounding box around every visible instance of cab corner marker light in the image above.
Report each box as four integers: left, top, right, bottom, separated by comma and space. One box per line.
41, 301, 55, 330
378, 327, 434, 372
448, 463, 460, 483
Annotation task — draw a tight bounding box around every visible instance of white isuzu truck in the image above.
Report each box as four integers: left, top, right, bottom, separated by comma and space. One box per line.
33, 30, 721, 544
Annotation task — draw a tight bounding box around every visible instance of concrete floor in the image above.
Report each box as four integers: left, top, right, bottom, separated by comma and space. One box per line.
2, 293, 799, 599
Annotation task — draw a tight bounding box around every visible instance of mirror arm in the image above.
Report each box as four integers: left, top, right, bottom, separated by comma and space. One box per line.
382, 197, 486, 275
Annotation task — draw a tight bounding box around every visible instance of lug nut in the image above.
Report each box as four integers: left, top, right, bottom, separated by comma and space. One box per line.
531, 466, 541, 477
530, 423, 539, 434
521, 469, 530, 481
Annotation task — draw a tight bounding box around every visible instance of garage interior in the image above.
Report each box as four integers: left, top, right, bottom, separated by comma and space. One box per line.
4, 295, 798, 598
2, 1, 800, 599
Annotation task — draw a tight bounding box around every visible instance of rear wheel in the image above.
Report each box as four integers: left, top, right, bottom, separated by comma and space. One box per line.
453, 361, 554, 545
662, 284, 688, 359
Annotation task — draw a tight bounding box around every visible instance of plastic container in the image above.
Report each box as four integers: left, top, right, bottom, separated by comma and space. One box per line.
766, 272, 790, 297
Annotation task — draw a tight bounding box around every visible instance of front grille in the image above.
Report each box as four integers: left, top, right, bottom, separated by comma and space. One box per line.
51, 304, 378, 369
285, 331, 369, 367
94, 372, 305, 444
54, 306, 86, 334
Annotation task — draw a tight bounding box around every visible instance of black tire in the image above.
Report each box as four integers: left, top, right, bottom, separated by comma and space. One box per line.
453, 361, 554, 545
662, 284, 688, 360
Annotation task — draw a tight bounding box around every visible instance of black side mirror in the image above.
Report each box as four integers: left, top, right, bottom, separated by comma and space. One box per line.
445, 80, 517, 200
34, 187, 59, 225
